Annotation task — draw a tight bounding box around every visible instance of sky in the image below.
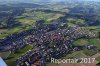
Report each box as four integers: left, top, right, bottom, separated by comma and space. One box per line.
0, 0, 100, 2
8, 0, 99, 1
0, 57, 7, 66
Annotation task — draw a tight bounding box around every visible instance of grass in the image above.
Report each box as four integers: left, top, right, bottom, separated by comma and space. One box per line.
73, 39, 89, 46
73, 38, 99, 56
63, 51, 86, 59
88, 39, 100, 50
96, 56, 100, 62
84, 26, 100, 37
18, 18, 36, 25
83, 49, 97, 56
0, 27, 22, 39
85, 26, 100, 30
0, 52, 10, 59
19, 11, 63, 25
48, 4, 69, 12
0, 26, 33, 39
47, 14, 63, 21
73, 38, 100, 51
5, 45, 33, 66
67, 18, 85, 26
0, 11, 63, 39
67, 23, 76, 27
15, 16, 26, 19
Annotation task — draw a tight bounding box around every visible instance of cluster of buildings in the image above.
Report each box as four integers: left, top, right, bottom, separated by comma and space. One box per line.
0, 20, 96, 66
14, 27, 95, 66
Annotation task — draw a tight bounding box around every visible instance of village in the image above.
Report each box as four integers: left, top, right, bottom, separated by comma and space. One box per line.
0, 20, 96, 66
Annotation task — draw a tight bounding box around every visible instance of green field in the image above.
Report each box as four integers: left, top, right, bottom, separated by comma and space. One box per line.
16, 11, 64, 25
0, 52, 10, 59
73, 38, 100, 56
0, 11, 64, 39
0, 26, 33, 39
63, 51, 87, 59
96, 56, 100, 62
73, 38, 100, 50
83, 49, 97, 56
73, 39, 89, 46
67, 18, 85, 27
84, 26, 100, 37
88, 39, 100, 50
5, 45, 33, 66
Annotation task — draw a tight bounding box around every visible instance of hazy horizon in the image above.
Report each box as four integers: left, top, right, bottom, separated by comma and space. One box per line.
0, 0, 100, 3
